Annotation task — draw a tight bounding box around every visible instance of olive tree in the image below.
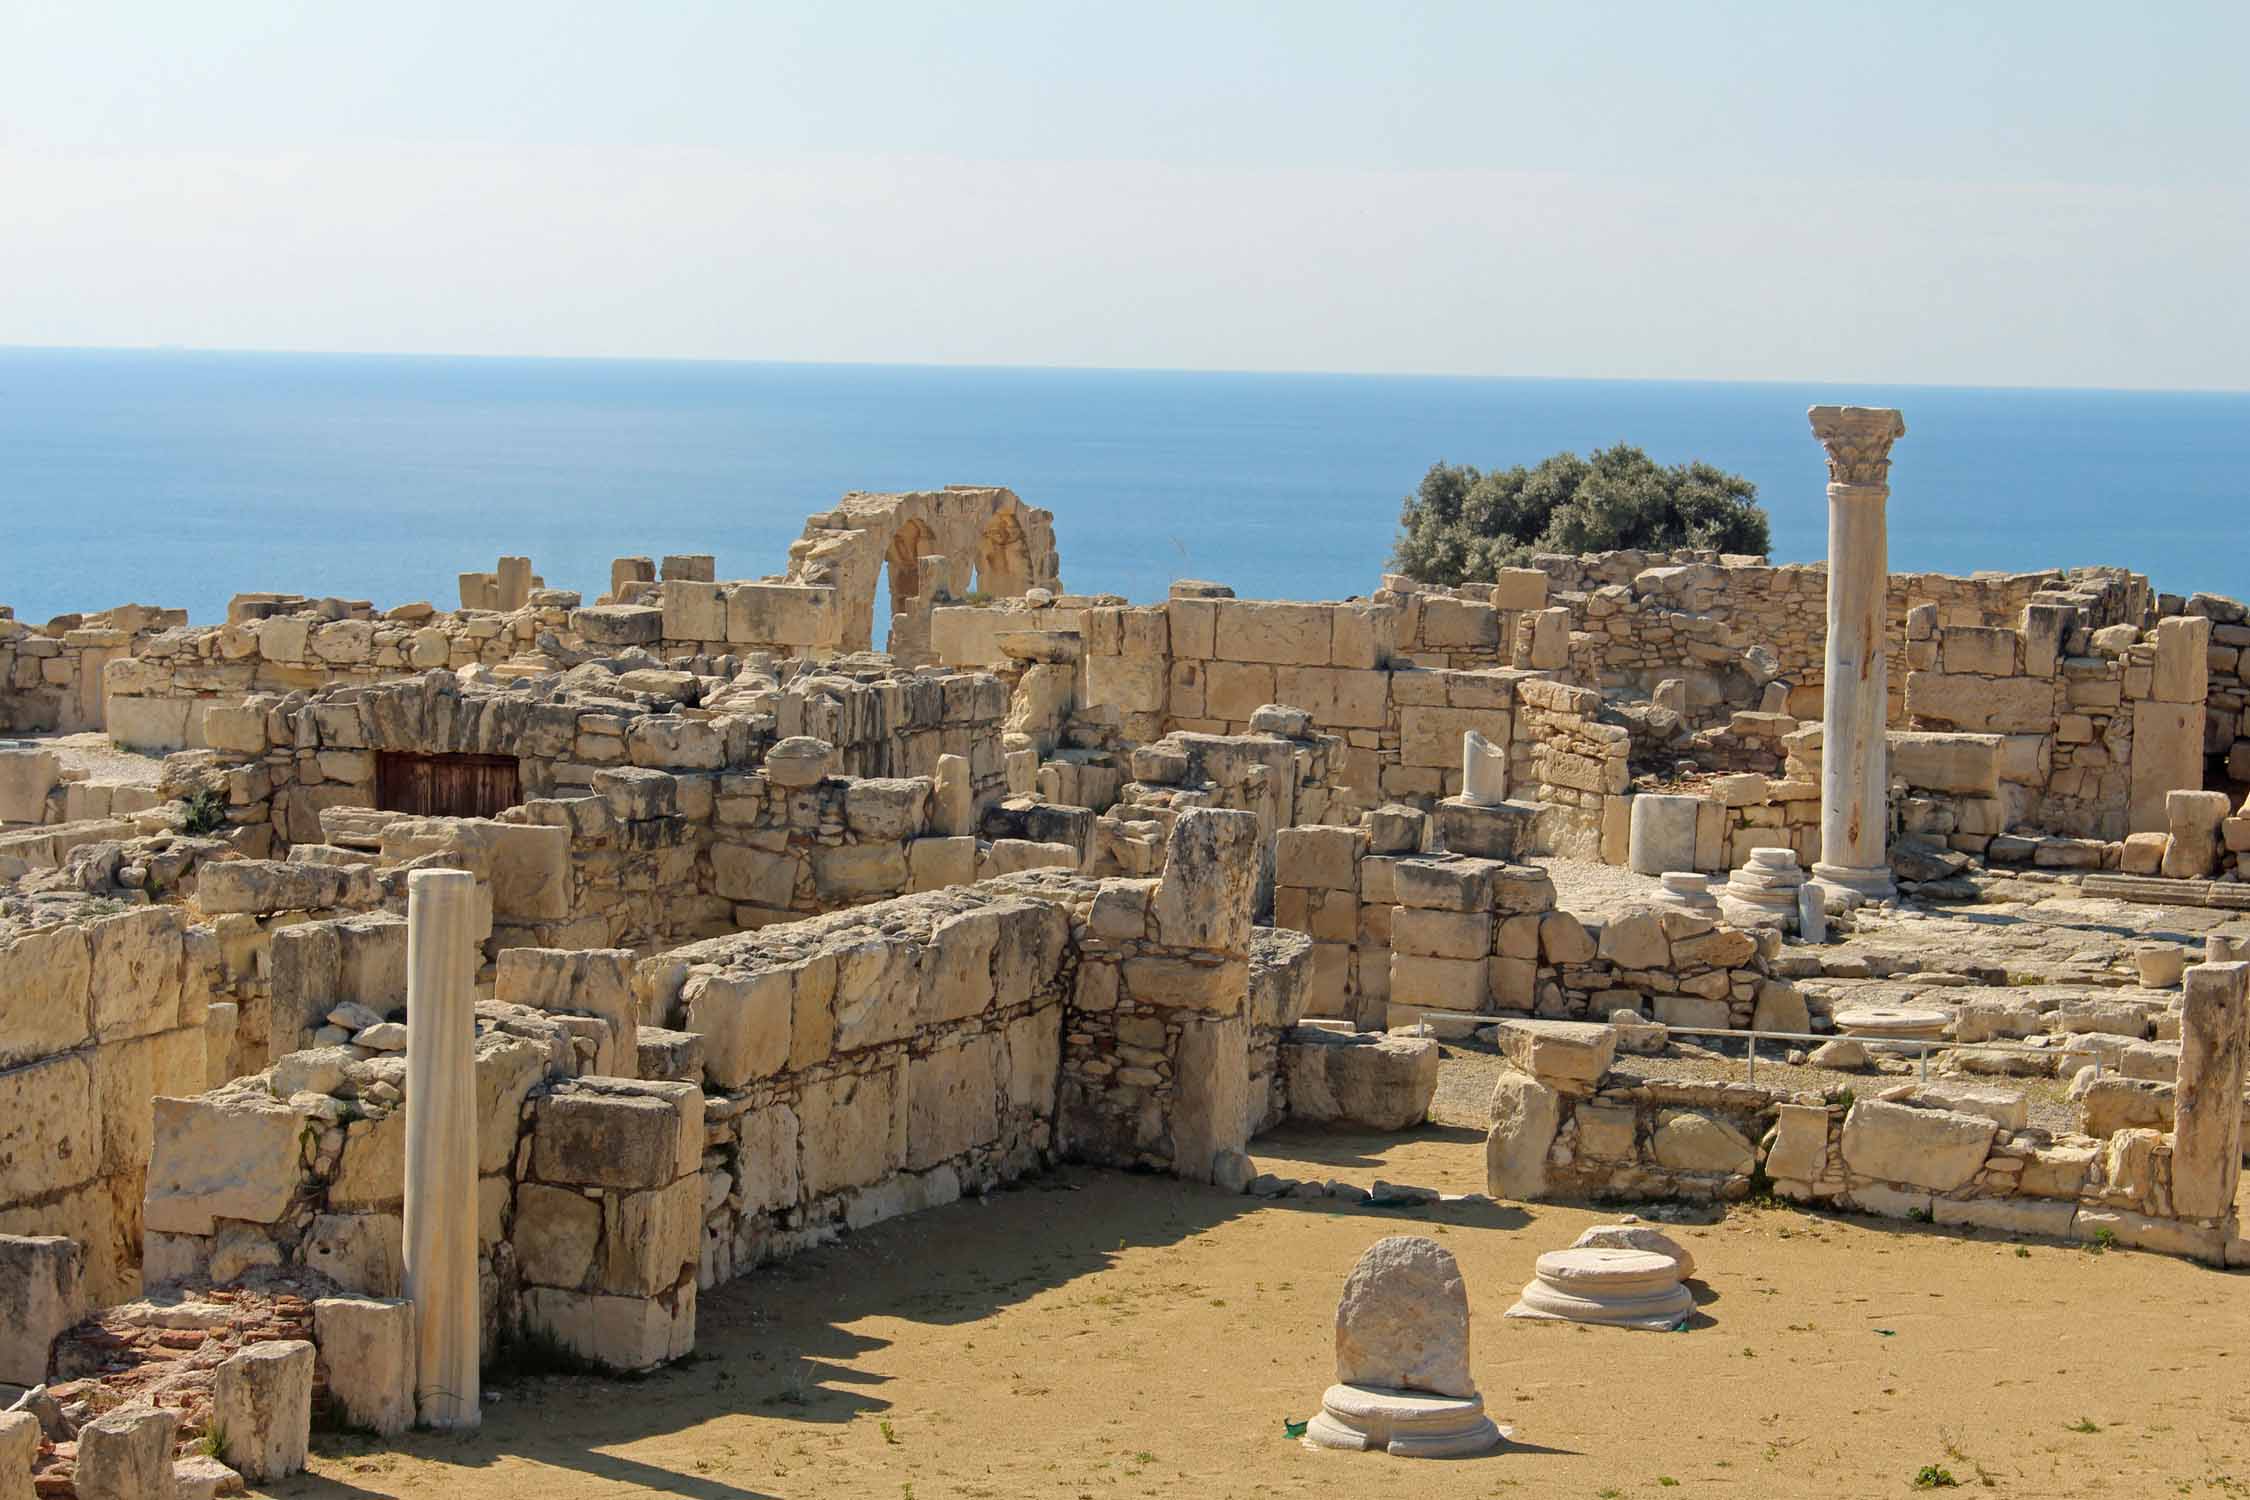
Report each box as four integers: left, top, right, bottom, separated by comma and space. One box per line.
1389, 444, 1769, 586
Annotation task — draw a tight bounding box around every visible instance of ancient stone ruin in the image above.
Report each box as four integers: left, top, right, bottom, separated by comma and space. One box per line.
9, 418, 2250, 1487
1304, 1235, 1503, 1457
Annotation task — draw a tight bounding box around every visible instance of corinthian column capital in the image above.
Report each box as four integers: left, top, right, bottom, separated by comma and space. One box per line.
1808, 405, 1907, 487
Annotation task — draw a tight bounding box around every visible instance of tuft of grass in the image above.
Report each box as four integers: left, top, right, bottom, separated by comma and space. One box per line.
2067, 1417, 2103, 1433
1914, 1464, 1960, 1489
2015, 1246, 2032, 1258
196, 1425, 229, 1463
180, 786, 229, 836
879, 1418, 901, 1446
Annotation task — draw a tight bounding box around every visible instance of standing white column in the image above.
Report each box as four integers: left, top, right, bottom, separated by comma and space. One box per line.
1808, 405, 1906, 904
402, 868, 480, 1429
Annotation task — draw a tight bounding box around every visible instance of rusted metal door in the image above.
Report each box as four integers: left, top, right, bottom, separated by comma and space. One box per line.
374, 752, 521, 819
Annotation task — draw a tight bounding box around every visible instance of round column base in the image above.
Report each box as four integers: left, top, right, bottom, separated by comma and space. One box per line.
1811, 862, 1896, 905
1303, 1384, 1507, 1458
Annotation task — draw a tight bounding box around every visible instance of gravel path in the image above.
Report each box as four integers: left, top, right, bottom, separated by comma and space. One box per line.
2, 731, 168, 785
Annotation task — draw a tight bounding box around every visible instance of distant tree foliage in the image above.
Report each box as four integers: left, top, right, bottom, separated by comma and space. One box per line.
1388, 444, 1771, 586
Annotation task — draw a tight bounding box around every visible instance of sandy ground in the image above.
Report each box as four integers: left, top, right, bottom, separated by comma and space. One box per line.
275, 1125, 2250, 1500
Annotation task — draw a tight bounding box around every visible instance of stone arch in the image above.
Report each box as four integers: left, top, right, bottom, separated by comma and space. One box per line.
784, 486, 1063, 656
973, 507, 1032, 598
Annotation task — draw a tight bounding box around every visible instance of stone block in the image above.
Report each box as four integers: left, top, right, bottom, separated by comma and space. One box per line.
1940, 626, 2017, 676
1214, 601, 1335, 666
798, 1064, 904, 1196
1888, 731, 2003, 797
1627, 794, 1700, 875
1391, 856, 1499, 912
907, 1033, 1000, 1170
2163, 789, 2230, 879
1280, 1030, 1438, 1131
1839, 1099, 1996, 1192
2130, 701, 2203, 834
1150, 809, 1258, 955
2154, 614, 2212, 703
141, 1087, 306, 1234
600, 1176, 702, 1296
313, 1296, 415, 1436
1763, 1103, 1830, 1183
1273, 824, 1362, 891
1594, 911, 1667, 970
77, 1406, 178, 1500
1652, 1110, 1757, 1175
1489, 568, 1548, 611
0, 1411, 34, 1500
1903, 672, 2056, 734
0, 750, 59, 824
1388, 954, 1488, 1013
682, 969, 792, 1088
0, 1235, 84, 1386
213, 1340, 314, 1481
1390, 907, 1491, 960
520, 1282, 695, 1372
0, 922, 91, 1068
1485, 1071, 1559, 1200
532, 1082, 701, 1192
1491, 1019, 1614, 1093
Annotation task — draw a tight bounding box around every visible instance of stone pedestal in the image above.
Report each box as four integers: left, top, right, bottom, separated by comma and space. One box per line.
1435, 796, 1540, 861
1504, 1247, 1693, 1330
1721, 847, 1805, 928
1808, 406, 1906, 904
1304, 1384, 1505, 1457
1832, 1005, 1948, 1042
1652, 872, 1719, 914
403, 868, 480, 1430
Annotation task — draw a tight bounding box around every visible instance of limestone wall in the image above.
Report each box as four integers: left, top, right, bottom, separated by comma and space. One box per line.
172, 665, 1009, 859
0, 899, 214, 1303
100, 596, 597, 753
1076, 599, 1629, 845
0, 606, 183, 734
1903, 606, 2205, 838
1267, 838, 1809, 1036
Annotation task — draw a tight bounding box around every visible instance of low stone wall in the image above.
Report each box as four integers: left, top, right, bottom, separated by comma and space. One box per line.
1487, 959, 2249, 1266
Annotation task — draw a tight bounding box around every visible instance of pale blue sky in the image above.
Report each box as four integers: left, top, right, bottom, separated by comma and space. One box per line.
3, 1, 2244, 387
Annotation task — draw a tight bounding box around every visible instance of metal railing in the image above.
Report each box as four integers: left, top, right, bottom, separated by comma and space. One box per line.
1393, 1007, 2103, 1085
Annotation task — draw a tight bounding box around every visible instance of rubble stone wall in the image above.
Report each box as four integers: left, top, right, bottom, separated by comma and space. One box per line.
1269, 839, 1809, 1035
1077, 601, 1629, 844
99, 596, 589, 752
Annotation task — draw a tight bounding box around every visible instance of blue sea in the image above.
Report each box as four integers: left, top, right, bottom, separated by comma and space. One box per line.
2, 347, 2243, 633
